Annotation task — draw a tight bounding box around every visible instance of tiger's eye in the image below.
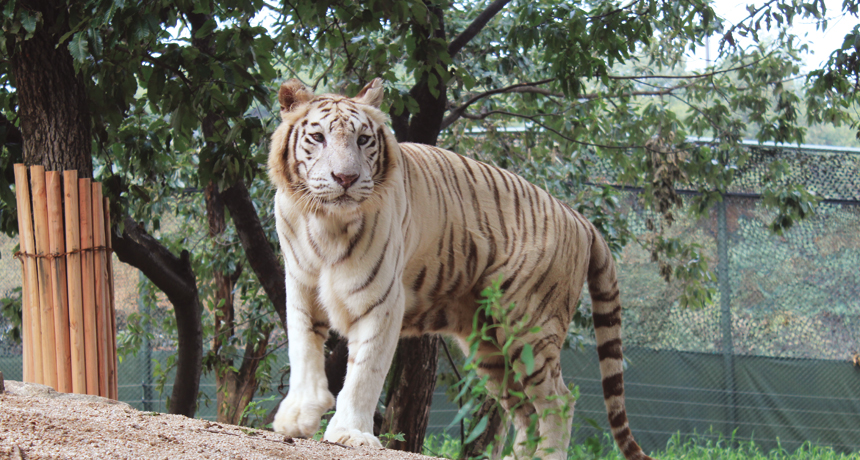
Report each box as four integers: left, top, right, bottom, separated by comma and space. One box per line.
310, 133, 325, 143
357, 135, 371, 146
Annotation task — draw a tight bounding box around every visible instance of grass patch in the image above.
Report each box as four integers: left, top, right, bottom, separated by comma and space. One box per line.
423, 430, 860, 460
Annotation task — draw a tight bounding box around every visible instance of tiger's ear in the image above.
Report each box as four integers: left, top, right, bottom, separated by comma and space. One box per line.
354, 78, 384, 108
278, 79, 314, 115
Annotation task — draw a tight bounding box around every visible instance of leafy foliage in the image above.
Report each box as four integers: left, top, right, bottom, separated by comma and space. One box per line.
424, 429, 860, 460
0, 286, 22, 344
449, 278, 575, 458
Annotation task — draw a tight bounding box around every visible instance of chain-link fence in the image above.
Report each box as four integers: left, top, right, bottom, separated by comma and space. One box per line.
1, 143, 859, 453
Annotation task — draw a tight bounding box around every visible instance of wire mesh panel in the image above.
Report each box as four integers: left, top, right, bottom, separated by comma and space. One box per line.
727, 197, 860, 359
560, 146, 860, 454
0, 234, 23, 361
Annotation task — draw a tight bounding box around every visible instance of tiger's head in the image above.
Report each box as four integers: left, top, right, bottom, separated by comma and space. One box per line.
268, 78, 397, 213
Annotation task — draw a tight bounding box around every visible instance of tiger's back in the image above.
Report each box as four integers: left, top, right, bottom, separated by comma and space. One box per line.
269, 78, 652, 460
397, 142, 590, 339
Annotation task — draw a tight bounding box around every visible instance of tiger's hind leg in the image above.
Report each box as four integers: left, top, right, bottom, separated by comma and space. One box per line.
471, 344, 538, 460
501, 401, 539, 460
524, 365, 575, 460
479, 355, 572, 460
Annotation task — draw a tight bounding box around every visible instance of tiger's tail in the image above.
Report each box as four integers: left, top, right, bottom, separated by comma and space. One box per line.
587, 226, 654, 460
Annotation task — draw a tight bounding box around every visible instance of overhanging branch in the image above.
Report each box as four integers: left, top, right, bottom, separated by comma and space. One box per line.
458, 109, 641, 150
447, 0, 512, 58
442, 79, 696, 130
604, 57, 765, 80
112, 217, 197, 300
440, 78, 556, 129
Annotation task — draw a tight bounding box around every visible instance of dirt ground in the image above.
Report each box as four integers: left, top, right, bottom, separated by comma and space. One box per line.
0, 379, 441, 460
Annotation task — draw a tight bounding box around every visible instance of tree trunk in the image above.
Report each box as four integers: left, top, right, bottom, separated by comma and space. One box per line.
215, 324, 273, 425
9, 0, 92, 178
381, 335, 442, 452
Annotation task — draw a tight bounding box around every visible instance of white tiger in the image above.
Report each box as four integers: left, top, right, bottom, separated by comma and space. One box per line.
268, 78, 653, 460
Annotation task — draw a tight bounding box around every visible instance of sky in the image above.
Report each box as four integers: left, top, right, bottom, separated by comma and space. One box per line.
687, 0, 858, 71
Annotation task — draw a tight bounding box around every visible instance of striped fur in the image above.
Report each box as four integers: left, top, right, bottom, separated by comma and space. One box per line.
268, 78, 653, 460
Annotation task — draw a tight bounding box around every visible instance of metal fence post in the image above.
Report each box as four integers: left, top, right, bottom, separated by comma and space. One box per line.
717, 197, 737, 439
139, 271, 153, 412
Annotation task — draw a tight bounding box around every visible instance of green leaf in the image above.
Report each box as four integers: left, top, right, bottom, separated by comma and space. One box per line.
19, 13, 37, 36
57, 28, 78, 46
427, 72, 439, 99
464, 415, 489, 445
194, 18, 217, 39
521, 343, 535, 375
461, 71, 476, 91
447, 400, 475, 430
257, 58, 276, 81
192, 0, 211, 14
68, 32, 89, 64
2, 1, 15, 20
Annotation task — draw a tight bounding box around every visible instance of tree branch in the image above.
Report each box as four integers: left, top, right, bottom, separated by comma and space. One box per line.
448, 0, 512, 58
221, 181, 287, 329
442, 78, 692, 129
441, 58, 769, 130
587, 0, 642, 21
112, 217, 202, 417
604, 57, 765, 80
717, 0, 781, 52
458, 109, 641, 150
440, 78, 556, 129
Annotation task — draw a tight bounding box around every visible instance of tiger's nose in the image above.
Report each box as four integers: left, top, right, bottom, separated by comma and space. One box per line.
332, 172, 359, 189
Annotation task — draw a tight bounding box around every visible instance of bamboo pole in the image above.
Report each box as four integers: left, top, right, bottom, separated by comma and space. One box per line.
103, 197, 118, 400
79, 178, 99, 395
92, 182, 109, 397
31, 166, 59, 389
46, 171, 72, 393
13, 164, 39, 383
64, 170, 86, 394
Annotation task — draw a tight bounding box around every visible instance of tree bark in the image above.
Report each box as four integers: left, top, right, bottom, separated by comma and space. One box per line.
112, 218, 202, 417
381, 335, 442, 452
9, 0, 93, 178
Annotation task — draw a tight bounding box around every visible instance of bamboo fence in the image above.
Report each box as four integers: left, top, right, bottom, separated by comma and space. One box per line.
13, 165, 117, 398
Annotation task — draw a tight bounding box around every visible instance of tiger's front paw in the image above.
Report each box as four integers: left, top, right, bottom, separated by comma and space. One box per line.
271, 386, 335, 438
323, 427, 383, 448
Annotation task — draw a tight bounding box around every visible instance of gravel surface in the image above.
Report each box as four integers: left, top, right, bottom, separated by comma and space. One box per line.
0, 380, 441, 460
